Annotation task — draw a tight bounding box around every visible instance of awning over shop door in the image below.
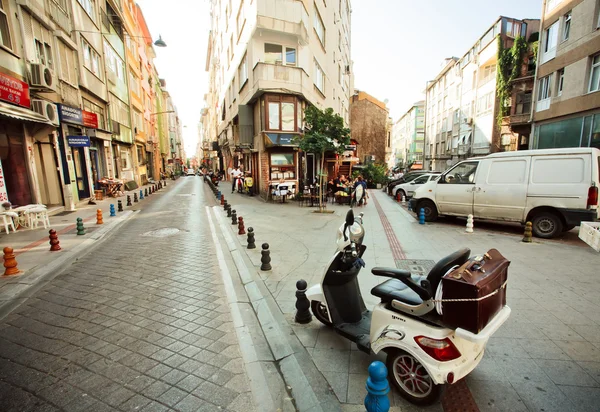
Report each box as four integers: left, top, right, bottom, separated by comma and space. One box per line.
0, 101, 54, 125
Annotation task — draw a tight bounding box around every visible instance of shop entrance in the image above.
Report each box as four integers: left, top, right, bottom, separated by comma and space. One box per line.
34, 139, 62, 206
72, 147, 90, 199
0, 122, 32, 206
89, 148, 100, 190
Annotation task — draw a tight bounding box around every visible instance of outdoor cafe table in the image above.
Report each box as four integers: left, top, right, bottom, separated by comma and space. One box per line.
100, 180, 123, 197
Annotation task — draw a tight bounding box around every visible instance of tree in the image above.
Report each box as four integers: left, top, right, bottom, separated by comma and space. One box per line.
295, 106, 350, 212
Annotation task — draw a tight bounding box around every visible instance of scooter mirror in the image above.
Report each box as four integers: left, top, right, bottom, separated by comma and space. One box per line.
345, 209, 355, 226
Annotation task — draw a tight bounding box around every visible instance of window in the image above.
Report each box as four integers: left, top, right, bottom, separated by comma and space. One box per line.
77, 0, 94, 19
538, 74, 553, 100
546, 0, 561, 13
589, 55, 600, 92
238, 53, 248, 89
104, 40, 125, 81
81, 38, 102, 78
562, 11, 571, 41
83, 98, 105, 130
58, 40, 77, 84
236, 1, 245, 40
109, 93, 130, 127
557, 69, 564, 96
137, 145, 145, 164
0, 0, 12, 50
266, 95, 297, 131
314, 6, 325, 47
120, 148, 132, 169
443, 162, 478, 184
314, 59, 324, 93
270, 153, 295, 180
515, 92, 532, 114
264, 44, 296, 66
544, 22, 558, 53
476, 92, 494, 114
285, 47, 296, 66
129, 71, 140, 96
480, 65, 496, 85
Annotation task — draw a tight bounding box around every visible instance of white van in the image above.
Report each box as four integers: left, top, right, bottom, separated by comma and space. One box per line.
409, 148, 600, 238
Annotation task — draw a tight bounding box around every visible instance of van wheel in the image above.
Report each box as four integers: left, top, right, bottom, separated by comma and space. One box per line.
311, 301, 332, 326
386, 349, 442, 406
418, 200, 438, 221
532, 212, 563, 239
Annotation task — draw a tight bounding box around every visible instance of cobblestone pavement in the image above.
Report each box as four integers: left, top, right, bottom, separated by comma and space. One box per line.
0, 177, 258, 412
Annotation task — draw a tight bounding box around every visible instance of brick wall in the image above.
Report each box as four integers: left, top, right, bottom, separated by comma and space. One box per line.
350, 98, 388, 164
260, 150, 269, 199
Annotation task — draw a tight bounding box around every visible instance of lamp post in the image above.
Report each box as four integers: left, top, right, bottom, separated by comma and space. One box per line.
70, 30, 168, 48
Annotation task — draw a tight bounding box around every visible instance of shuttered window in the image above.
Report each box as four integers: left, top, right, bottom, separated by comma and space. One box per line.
21, 11, 55, 69
109, 93, 131, 127
58, 40, 77, 85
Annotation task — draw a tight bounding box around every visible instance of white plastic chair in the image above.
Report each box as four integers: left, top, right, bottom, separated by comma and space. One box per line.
25, 206, 50, 229
0, 212, 17, 234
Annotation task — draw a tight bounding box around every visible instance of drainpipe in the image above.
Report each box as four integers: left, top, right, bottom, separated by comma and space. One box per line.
529, 0, 547, 149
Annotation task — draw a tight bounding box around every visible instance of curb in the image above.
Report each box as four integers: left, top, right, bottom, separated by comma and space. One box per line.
0, 210, 137, 321
208, 204, 342, 412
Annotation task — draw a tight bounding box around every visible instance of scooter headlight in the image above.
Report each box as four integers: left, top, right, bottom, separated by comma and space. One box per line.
349, 223, 364, 243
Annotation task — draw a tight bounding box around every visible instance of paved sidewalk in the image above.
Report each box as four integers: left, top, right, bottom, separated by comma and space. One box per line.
0, 177, 263, 411
216, 187, 600, 411
0, 180, 170, 316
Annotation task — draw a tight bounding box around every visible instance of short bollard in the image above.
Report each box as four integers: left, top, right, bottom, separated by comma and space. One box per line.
418, 208, 425, 225
522, 221, 533, 242
221, 194, 225, 205
118, 200, 123, 212
216, 190, 221, 199
96, 209, 103, 225
145, 188, 149, 197
49, 230, 61, 251
364, 361, 390, 412
294, 279, 312, 324
238, 217, 245, 235
260, 243, 272, 271
247, 227, 256, 249
127, 195, 132, 207
163, 179, 167, 187
407, 201, 412, 212
109, 204, 116, 217
153, 185, 156, 193
227, 205, 232, 218
231, 210, 237, 225
223, 200, 228, 210
158, 181, 162, 189
76, 217, 85, 235
401, 195, 406, 205
466, 214, 474, 233
3, 247, 20, 276
134, 193, 138, 203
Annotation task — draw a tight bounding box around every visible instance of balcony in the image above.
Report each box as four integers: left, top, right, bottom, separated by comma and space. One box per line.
508, 113, 531, 125
257, 0, 310, 45
251, 63, 315, 102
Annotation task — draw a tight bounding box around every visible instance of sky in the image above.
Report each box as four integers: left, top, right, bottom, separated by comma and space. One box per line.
137, 0, 543, 157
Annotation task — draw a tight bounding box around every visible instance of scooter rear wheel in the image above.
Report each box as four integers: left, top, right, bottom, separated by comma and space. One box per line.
311, 301, 332, 326
386, 349, 441, 406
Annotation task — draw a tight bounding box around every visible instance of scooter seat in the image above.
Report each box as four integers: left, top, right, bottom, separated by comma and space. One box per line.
371, 278, 423, 306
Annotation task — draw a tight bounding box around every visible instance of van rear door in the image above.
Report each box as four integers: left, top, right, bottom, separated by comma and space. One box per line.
473, 157, 530, 221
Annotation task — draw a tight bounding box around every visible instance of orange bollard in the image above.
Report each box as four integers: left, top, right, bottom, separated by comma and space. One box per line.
49, 229, 61, 251
221, 194, 225, 205
3, 247, 20, 276
96, 209, 104, 225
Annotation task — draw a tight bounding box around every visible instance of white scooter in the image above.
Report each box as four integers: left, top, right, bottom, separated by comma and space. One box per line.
306, 210, 511, 405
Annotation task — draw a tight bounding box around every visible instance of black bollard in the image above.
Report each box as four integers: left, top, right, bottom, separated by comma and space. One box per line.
145, 188, 149, 197
127, 195, 132, 207
260, 243, 272, 271
134, 193, 138, 203
231, 210, 237, 225
163, 179, 167, 187
295, 280, 312, 324
227, 204, 232, 217
247, 227, 256, 249
223, 200, 228, 211
117, 200, 123, 212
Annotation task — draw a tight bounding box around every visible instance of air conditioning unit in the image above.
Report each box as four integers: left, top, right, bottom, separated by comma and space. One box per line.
31, 99, 59, 126
30, 63, 56, 91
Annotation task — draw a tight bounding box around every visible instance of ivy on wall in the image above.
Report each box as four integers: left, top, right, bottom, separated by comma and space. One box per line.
495, 36, 528, 127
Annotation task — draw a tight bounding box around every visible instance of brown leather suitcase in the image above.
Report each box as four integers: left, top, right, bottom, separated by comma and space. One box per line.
441, 249, 509, 334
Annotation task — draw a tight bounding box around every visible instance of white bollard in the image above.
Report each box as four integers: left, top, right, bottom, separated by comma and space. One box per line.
466, 214, 474, 233
401, 195, 406, 205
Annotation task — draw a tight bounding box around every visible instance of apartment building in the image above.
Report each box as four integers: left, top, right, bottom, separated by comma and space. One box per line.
0, 0, 178, 211
203, 0, 353, 198
531, 0, 600, 149
425, 17, 539, 172
391, 101, 425, 170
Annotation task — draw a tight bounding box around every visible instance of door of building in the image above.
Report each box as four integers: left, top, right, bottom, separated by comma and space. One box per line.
72, 147, 90, 199
251, 152, 260, 195
34, 140, 63, 206
89, 148, 100, 190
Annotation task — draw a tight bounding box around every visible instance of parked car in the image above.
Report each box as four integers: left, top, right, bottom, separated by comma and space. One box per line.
409, 148, 600, 238
386, 171, 432, 195
186, 168, 196, 176
392, 173, 440, 200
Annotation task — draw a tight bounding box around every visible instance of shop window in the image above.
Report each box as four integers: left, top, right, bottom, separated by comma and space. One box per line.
536, 117, 583, 149
270, 152, 295, 180
266, 95, 297, 132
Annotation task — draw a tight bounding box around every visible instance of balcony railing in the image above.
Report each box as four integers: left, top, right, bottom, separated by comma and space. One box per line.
508, 113, 531, 125
252, 63, 312, 96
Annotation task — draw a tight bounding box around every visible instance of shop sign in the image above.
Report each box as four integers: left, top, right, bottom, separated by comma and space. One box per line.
58, 104, 98, 128
67, 135, 91, 147
0, 72, 30, 108
0, 160, 9, 203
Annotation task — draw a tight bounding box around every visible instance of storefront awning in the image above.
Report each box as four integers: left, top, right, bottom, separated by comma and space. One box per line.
263, 133, 299, 147
0, 101, 54, 125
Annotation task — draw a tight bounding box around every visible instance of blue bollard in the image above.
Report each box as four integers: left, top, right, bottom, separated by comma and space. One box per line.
364, 361, 390, 412
109, 204, 116, 217
216, 190, 221, 199
139, 189, 144, 200
419, 208, 425, 225
407, 200, 412, 212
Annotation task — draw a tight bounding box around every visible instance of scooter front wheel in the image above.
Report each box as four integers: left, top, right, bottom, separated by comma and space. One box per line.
311, 301, 332, 326
386, 349, 442, 406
